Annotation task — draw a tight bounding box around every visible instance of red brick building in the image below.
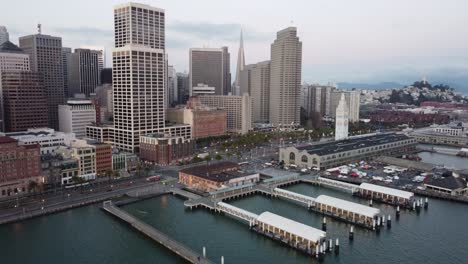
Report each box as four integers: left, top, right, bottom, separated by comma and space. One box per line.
0, 136, 43, 197
139, 133, 194, 165
94, 144, 112, 176
167, 96, 227, 139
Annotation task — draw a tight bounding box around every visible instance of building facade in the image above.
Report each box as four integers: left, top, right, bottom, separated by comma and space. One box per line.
1, 71, 48, 132
58, 100, 96, 138
112, 3, 167, 152
179, 161, 259, 192
0, 41, 30, 72
68, 48, 101, 97
139, 133, 194, 165
280, 133, 417, 169
0, 136, 43, 197
269, 27, 302, 127
19, 33, 64, 130
57, 140, 97, 184
302, 84, 336, 118
177, 72, 189, 104
61, 47, 72, 98
241, 61, 271, 123
189, 47, 230, 96
167, 97, 227, 139
0, 26, 9, 45
234, 30, 245, 96
94, 144, 112, 177
199, 94, 252, 134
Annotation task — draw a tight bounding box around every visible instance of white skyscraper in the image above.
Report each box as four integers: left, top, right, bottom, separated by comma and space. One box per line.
234, 29, 245, 95
269, 27, 302, 127
112, 3, 167, 152
0, 26, 9, 45
335, 93, 349, 141
110, 3, 191, 153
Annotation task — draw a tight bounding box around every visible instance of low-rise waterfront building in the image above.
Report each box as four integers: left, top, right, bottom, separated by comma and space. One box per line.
179, 161, 260, 192
56, 140, 96, 184
424, 176, 468, 196
357, 183, 414, 206
0, 136, 43, 197
139, 133, 194, 165
280, 133, 417, 169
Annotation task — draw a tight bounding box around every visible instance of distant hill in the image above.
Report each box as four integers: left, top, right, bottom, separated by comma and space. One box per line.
337, 82, 403, 90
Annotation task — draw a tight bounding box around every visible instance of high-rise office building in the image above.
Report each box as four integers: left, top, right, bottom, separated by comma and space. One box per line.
61, 47, 72, 98
167, 65, 177, 106
68, 48, 101, 97
330, 90, 360, 122
239, 61, 270, 123
335, 93, 349, 141
0, 41, 30, 72
19, 32, 64, 130
0, 71, 48, 132
302, 84, 336, 118
0, 41, 32, 132
177, 72, 189, 104
234, 30, 245, 96
0, 26, 9, 45
269, 27, 302, 127
199, 94, 252, 134
100, 68, 112, 84
222, 46, 231, 95
189, 47, 230, 96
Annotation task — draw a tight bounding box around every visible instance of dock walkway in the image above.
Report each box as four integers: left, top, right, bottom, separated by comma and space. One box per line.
102, 201, 215, 264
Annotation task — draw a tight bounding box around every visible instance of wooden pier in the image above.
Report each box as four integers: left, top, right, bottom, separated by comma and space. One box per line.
102, 201, 215, 264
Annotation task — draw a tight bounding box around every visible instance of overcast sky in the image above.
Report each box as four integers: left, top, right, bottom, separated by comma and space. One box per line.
2, 0, 468, 88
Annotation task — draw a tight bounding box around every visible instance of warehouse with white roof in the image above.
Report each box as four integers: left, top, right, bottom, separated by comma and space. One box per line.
255, 211, 326, 250
314, 195, 380, 228
358, 183, 414, 206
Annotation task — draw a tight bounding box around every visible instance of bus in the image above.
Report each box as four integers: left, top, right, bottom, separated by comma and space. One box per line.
64, 182, 89, 189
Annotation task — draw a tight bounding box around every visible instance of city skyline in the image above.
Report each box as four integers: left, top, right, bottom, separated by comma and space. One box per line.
2, 0, 468, 89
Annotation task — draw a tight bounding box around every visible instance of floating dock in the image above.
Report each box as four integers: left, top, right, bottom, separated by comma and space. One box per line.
357, 183, 414, 207
254, 211, 326, 255
313, 195, 381, 229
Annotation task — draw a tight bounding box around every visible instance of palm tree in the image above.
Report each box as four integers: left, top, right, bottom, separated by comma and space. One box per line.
105, 170, 113, 185
136, 162, 143, 178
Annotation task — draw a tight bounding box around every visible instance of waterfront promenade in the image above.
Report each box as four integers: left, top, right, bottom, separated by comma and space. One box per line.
103, 201, 215, 264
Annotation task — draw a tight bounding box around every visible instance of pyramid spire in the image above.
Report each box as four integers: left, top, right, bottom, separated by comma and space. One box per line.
234, 29, 245, 95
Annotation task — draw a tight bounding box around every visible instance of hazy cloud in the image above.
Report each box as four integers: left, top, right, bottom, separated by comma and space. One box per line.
168, 21, 272, 42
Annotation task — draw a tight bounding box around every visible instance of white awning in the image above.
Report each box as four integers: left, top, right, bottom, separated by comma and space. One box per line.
314, 195, 380, 218
256, 212, 326, 243
359, 183, 414, 200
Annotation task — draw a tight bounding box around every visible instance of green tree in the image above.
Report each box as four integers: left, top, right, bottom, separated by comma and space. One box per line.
215, 154, 222, 160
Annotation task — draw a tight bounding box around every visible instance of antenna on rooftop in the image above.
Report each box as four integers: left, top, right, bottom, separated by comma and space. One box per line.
37, 23, 42, 34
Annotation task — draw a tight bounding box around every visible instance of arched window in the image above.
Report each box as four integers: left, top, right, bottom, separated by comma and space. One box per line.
289, 152, 295, 161
312, 158, 318, 164
301, 155, 308, 163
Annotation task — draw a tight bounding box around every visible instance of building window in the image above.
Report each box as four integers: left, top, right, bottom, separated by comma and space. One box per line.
301, 155, 308, 163
313, 158, 317, 165
289, 152, 295, 161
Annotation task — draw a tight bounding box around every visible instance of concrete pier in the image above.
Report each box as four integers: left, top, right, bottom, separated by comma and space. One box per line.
102, 201, 214, 264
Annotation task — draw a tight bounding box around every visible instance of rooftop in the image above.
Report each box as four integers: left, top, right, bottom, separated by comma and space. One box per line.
0, 41, 24, 54
295, 133, 413, 156
180, 161, 246, 182
256, 211, 325, 243
314, 195, 380, 218
425, 176, 467, 190
359, 183, 414, 200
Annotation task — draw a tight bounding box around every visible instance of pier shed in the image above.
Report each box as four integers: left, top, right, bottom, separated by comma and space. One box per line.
358, 183, 414, 205
256, 212, 326, 250
314, 195, 380, 228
